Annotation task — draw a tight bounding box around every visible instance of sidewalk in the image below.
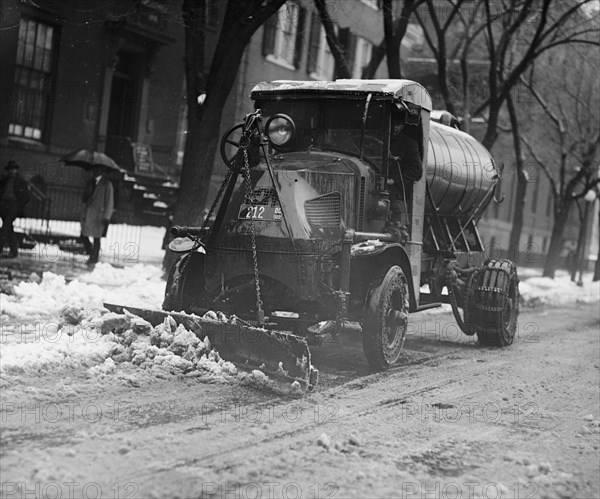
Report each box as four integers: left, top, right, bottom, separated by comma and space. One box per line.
0, 244, 164, 291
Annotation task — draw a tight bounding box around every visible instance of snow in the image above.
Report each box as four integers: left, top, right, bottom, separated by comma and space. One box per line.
1, 261, 597, 386
0, 264, 271, 387
0, 263, 164, 323
518, 270, 600, 307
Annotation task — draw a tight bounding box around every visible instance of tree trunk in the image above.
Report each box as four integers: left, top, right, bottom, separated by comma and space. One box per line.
314, 0, 352, 78
164, 0, 286, 270
362, 0, 417, 79
507, 94, 527, 253
460, 51, 470, 134
543, 204, 571, 278
383, 0, 401, 78
481, 100, 502, 150
436, 41, 457, 116
594, 203, 600, 281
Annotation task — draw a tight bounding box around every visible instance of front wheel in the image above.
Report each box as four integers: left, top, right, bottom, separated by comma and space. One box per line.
361, 266, 410, 371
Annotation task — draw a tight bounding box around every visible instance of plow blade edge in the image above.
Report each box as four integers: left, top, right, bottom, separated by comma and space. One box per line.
103, 303, 318, 394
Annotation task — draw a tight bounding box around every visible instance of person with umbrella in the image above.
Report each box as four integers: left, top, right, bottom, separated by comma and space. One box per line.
0, 161, 31, 258
80, 165, 114, 264
61, 150, 119, 265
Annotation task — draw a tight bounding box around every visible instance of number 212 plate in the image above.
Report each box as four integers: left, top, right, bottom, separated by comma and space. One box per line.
238, 204, 282, 221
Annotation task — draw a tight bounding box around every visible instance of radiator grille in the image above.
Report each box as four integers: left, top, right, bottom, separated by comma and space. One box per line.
358, 177, 366, 230
305, 192, 341, 228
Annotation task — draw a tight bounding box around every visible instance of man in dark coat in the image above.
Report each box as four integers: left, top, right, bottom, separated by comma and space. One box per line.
389, 114, 423, 185
0, 161, 31, 258
80, 166, 114, 264
388, 111, 423, 225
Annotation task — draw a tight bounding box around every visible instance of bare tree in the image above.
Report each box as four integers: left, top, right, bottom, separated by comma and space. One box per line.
168, 0, 287, 268
520, 51, 600, 278
474, 0, 600, 150
314, 0, 353, 78
316, 0, 422, 80
413, 0, 468, 116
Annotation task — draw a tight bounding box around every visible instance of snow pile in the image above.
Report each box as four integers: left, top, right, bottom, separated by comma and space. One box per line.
0, 324, 116, 375
0, 263, 165, 323
519, 272, 600, 307
0, 309, 242, 384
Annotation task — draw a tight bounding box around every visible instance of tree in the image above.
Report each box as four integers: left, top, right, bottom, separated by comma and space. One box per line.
168, 0, 287, 268
436, 0, 599, 253
520, 49, 600, 278
413, 0, 468, 116
479, 0, 600, 253
315, 0, 422, 80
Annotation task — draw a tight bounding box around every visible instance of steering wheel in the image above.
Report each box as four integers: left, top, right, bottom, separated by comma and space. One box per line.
220, 123, 252, 169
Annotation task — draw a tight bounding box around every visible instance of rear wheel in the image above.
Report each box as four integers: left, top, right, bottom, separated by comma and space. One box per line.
362, 266, 409, 371
467, 259, 519, 347
162, 252, 207, 313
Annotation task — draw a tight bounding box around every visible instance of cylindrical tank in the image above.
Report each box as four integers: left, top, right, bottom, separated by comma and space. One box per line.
426, 121, 498, 219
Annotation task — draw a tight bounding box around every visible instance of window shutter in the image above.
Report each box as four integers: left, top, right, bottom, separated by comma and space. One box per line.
262, 12, 278, 57
293, 6, 306, 69
307, 11, 321, 74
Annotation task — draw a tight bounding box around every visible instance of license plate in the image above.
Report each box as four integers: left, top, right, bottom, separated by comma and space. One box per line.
238, 204, 282, 221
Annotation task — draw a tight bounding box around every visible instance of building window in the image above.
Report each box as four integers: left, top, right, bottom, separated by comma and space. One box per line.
9, 18, 56, 141
262, 3, 306, 70
352, 36, 372, 78
307, 13, 335, 80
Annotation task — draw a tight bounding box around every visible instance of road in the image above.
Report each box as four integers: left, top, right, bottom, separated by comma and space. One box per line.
1, 303, 599, 499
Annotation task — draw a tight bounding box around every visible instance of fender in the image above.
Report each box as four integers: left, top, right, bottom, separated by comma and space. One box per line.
352, 242, 418, 311
168, 237, 206, 253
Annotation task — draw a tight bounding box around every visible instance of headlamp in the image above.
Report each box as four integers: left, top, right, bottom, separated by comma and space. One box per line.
265, 114, 295, 148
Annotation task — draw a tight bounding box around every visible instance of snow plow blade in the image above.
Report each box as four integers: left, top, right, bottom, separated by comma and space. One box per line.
103, 303, 318, 394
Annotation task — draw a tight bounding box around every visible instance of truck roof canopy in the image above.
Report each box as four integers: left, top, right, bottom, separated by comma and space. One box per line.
251, 79, 432, 111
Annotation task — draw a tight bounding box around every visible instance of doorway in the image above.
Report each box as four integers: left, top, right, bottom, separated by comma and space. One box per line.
105, 51, 142, 171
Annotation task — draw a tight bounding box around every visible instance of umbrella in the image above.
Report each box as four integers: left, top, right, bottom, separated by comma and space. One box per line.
60, 149, 121, 172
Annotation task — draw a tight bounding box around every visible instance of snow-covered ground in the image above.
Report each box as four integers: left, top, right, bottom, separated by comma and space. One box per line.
0, 263, 276, 390
0, 264, 598, 381
518, 268, 600, 307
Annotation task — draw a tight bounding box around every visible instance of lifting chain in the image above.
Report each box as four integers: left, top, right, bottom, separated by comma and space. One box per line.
200, 168, 234, 238
173, 168, 235, 278
241, 147, 265, 325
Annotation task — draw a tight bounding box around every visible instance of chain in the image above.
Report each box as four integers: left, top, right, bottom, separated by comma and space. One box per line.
241, 147, 265, 325
200, 168, 234, 237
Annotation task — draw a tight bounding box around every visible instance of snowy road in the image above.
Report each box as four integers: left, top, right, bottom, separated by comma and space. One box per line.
1, 266, 599, 498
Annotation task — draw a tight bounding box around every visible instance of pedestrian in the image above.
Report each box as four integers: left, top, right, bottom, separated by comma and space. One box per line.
0, 161, 31, 258
80, 166, 114, 264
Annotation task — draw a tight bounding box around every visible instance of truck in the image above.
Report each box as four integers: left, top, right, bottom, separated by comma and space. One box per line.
110, 79, 519, 392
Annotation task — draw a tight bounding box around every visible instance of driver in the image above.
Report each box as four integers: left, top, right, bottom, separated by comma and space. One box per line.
389, 110, 422, 185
